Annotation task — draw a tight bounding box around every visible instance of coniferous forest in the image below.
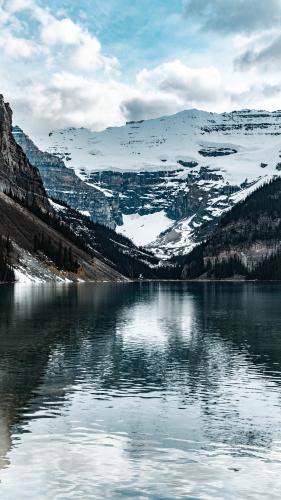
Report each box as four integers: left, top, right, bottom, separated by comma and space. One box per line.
0, 235, 15, 282
178, 177, 281, 280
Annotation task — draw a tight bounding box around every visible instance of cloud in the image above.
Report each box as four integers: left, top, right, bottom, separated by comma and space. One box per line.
10, 72, 131, 134
236, 34, 281, 70
184, 0, 281, 34
137, 60, 223, 102
121, 94, 183, 122
227, 81, 281, 112
71, 34, 118, 72
8, 61, 228, 136
0, 0, 122, 132
39, 13, 118, 72
0, 0, 118, 72
183, 0, 281, 79
0, 33, 40, 58
40, 17, 84, 45
1, 0, 229, 134
3, 0, 34, 13
122, 61, 226, 122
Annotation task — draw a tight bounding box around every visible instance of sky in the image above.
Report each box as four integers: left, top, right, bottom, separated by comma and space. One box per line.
1, 0, 281, 138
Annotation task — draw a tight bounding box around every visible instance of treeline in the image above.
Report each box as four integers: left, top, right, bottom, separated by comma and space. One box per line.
206, 256, 247, 279
92, 223, 179, 279
215, 178, 281, 249
6, 189, 82, 273
6, 189, 90, 254
179, 247, 281, 281
249, 250, 281, 280
176, 176, 281, 280
34, 233, 79, 272
0, 235, 15, 282
221, 177, 281, 227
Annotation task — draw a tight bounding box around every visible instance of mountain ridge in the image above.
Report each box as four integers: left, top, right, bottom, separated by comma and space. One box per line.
16, 106, 281, 256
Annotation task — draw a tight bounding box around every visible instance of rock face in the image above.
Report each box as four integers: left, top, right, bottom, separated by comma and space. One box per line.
0, 191, 126, 283
0, 96, 50, 211
13, 126, 122, 228
0, 95, 127, 283
85, 166, 243, 256
29, 108, 281, 256
84, 167, 230, 219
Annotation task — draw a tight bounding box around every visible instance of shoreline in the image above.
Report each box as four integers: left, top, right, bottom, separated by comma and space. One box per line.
2, 278, 281, 286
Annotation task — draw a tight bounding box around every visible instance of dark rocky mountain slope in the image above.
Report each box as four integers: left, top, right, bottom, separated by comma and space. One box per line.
48, 197, 174, 280
0, 95, 127, 283
178, 177, 281, 280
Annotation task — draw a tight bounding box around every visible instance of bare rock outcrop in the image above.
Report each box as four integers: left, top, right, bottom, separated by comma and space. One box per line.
0, 95, 50, 212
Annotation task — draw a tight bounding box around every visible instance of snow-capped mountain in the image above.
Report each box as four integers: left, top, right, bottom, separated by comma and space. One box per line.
13, 126, 122, 229
30, 109, 281, 256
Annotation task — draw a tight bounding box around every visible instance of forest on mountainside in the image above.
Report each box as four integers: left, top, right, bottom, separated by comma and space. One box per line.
178, 177, 281, 280
0, 235, 15, 282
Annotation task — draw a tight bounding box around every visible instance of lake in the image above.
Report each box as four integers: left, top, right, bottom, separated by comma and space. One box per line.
0, 282, 280, 499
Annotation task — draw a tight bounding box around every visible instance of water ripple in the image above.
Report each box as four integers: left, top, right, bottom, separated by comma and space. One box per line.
0, 282, 281, 498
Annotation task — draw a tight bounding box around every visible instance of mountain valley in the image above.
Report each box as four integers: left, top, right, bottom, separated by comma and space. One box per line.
0, 94, 160, 283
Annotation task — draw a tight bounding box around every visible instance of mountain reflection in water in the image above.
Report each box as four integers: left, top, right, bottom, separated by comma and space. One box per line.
0, 282, 280, 499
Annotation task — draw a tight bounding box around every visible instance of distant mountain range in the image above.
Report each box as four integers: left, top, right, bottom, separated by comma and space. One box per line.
19, 108, 281, 257
3, 95, 281, 282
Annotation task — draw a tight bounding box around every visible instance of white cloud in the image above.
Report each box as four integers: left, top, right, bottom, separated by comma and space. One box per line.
0, 0, 118, 73
71, 34, 118, 72
40, 17, 84, 46
121, 60, 228, 122
10, 72, 131, 135
9, 58, 229, 136
38, 12, 118, 72
0, 33, 40, 58
137, 60, 223, 102
4, 0, 34, 13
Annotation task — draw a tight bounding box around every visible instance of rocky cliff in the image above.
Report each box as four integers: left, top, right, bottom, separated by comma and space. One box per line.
0, 96, 50, 212
0, 95, 126, 283
13, 126, 122, 228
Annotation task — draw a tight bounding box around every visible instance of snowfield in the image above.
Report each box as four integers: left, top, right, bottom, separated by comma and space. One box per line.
36, 109, 281, 184
116, 211, 173, 246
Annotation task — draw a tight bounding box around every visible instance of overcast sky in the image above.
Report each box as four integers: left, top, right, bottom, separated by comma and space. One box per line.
1, 0, 281, 139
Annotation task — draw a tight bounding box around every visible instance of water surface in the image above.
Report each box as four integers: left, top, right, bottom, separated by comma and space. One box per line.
0, 282, 280, 499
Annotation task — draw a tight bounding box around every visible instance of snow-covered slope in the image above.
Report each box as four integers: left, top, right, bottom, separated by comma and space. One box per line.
33, 109, 281, 255
36, 109, 281, 179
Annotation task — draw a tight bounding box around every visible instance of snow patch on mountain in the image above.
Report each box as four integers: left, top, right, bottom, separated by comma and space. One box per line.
150, 216, 196, 258
116, 211, 173, 246
35, 109, 281, 184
